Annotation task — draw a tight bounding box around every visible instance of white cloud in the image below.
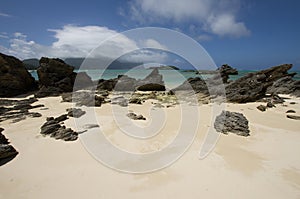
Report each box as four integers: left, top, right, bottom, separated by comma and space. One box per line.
140, 39, 168, 50
0, 25, 168, 63
126, 0, 250, 37
120, 49, 168, 63
0, 12, 11, 17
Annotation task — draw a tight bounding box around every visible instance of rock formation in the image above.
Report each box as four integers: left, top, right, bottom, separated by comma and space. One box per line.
35, 57, 93, 98
267, 75, 300, 97
0, 53, 37, 97
0, 97, 43, 123
214, 111, 250, 136
225, 64, 293, 103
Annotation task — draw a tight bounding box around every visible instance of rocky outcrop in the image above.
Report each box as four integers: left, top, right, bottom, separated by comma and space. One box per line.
214, 111, 250, 136
225, 64, 293, 103
0, 97, 43, 123
0, 53, 37, 97
0, 128, 18, 165
135, 68, 165, 91
267, 76, 300, 97
35, 57, 93, 98
40, 115, 78, 141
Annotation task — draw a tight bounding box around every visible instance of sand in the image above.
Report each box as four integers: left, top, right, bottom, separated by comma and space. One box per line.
0, 95, 299, 198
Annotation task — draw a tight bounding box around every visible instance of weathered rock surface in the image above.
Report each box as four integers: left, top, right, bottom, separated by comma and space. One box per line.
40, 115, 78, 141
111, 96, 128, 107
35, 57, 93, 98
127, 112, 146, 120
0, 53, 37, 97
67, 108, 86, 118
0, 97, 43, 123
214, 111, 250, 136
225, 64, 293, 103
267, 76, 300, 97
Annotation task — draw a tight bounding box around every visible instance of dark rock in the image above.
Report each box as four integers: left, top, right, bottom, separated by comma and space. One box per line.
267, 76, 300, 97
0, 98, 43, 123
54, 114, 68, 123
216, 64, 238, 83
257, 105, 267, 112
214, 111, 250, 136
286, 110, 296, 113
129, 97, 142, 104
286, 115, 300, 120
40, 115, 78, 141
41, 123, 61, 135
290, 102, 296, 105
136, 83, 166, 91
0, 53, 37, 97
226, 64, 293, 103
0, 144, 18, 160
67, 108, 86, 118
267, 102, 275, 108
127, 112, 146, 120
97, 78, 117, 91
172, 77, 208, 94
0, 128, 9, 144
35, 57, 92, 98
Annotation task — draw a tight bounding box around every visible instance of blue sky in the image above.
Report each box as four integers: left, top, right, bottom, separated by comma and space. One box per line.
0, 0, 300, 70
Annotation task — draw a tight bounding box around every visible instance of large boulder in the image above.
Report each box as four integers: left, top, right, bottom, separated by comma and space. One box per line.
0, 53, 37, 97
35, 57, 93, 98
225, 64, 293, 103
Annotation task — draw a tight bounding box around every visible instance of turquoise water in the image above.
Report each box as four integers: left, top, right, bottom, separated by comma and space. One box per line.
29, 69, 300, 89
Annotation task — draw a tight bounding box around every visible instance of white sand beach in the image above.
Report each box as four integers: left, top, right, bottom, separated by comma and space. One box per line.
0, 95, 299, 199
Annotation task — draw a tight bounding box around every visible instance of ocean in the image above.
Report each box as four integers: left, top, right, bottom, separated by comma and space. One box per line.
29, 69, 300, 89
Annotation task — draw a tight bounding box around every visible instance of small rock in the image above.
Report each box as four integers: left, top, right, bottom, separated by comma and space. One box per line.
83, 124, 99, 129
67, 108, 86, 118
290, 102, 296, 105
257, 105, 267, 112
286, 110, 296, 113
286, 115, 300, 120
267, 102, 275, 108
127, 112, 146, 120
